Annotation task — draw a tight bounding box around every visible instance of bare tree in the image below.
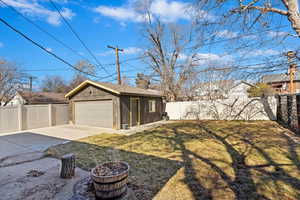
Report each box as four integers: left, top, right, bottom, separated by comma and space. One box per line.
142, 17, 201, 101
197, 0, 300, 36
120, 75, 132, 86
69, 60, 96, 90
192, 0, 300, 82
40, 60, 96, 93
40, 75, 68, 93
0, 59, 26, 106
231, 0, 300, 37
135, 73, 150, 89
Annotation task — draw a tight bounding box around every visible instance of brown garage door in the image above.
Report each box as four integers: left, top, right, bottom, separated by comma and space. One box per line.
74, 100, 113, 128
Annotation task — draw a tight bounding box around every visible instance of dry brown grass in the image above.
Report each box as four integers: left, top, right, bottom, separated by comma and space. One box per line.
47, 120, 300, 200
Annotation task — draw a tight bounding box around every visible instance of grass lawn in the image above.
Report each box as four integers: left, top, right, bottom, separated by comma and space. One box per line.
47, 121, 300, 200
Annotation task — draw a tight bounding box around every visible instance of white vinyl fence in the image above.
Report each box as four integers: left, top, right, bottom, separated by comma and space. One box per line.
0, 104, 69, 133
166, 97, 277, 121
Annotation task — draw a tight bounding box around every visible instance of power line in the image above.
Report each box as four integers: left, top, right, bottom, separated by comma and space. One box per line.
102, 25, 289, 66
185, 25, 289, 50
0, 0, 96, 64
0, 17, 99, 77
48, 0, 109, 75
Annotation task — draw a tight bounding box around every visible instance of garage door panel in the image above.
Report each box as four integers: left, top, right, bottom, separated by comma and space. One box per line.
75, 100, 113, 128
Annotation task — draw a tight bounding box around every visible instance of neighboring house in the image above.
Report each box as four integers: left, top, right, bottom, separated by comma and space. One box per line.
229, 81, 254, 99
195, 80, 252, 100
65, 80, 164, 129
6, 91, 68, 106
0, 97, 10, 107
261, 71, 300, 94
196, 80, 235, 100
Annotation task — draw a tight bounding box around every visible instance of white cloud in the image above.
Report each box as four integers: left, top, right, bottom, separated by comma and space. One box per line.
194, 53, 234, 65
97, 46, 142, 56
247, 49, 279, 57
149, 0, 192, 22
93, 17, 101, 24
178, 52, 234, 66
45, 47, 53, 52
216, 30, 238, 39
97, 50, 114, 56
94, 6, 147, 23
1, 0, 75, 26
94, 0, 211, 23
123, 47, 141, 54
0, 42, 3, 48
267, 31, 288, 37
120, 22, 127, 28
177, 53, 188, 60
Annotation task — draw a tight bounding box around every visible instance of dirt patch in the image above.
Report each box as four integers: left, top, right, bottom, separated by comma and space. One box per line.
27, 170, 45, 177
0, 157, 89, 200
93, 162, 128, 177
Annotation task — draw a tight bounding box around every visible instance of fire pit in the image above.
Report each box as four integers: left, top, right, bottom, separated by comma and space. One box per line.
91, 161, 130, 199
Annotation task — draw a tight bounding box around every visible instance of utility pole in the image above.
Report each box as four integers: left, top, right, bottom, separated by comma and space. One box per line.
107, 45, 123, 85
28, 76, 37, 97
287, 51, 297, 94
29, 76, 33, 95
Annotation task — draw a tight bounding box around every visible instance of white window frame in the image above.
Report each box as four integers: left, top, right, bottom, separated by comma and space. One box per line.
149, 100, 156, 113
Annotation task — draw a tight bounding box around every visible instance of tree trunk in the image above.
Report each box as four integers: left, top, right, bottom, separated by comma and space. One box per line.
60, 153, 76, 178
283, 0, 300, 37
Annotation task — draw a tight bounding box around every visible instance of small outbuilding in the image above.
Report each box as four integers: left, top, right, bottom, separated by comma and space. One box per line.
65, 80, 164, 129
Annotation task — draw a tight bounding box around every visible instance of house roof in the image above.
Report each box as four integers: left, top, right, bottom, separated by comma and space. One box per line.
65, 80, 164, 98
196, 80, 235, 91
262, 71, 300, 83
18, 91, 68, 104
196, 80, 254, 92
231, 81, 255, 89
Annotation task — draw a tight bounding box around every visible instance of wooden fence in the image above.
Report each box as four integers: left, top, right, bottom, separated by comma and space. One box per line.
166, 96, 277, 121
276, 94, 300, 133
0, 104, 69, 133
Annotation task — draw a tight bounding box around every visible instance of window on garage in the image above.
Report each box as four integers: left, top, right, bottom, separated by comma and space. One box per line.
149, 100, 156, 112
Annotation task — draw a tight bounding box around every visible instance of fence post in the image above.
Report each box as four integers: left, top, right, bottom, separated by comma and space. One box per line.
48, 104, 53, 127
290, 95, 299, 132
18, 105, 24, 131
281, 95, 288, 125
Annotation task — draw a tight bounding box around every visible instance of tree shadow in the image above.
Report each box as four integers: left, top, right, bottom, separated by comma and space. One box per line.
195, 122, 300, 199
48, 121, 300, 200
48, 140, 183, 200
283, 134, 300, 172
155, 121, 300, 199
194, 125, 264, 199
260, 97, 276, 121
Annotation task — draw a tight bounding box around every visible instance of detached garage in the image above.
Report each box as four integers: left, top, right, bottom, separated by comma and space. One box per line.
65, 80, 164, 129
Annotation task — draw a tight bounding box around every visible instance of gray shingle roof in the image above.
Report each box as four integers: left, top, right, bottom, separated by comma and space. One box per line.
19, 91, 68, 104
95, 82, 163, 97
262, 71, 300, 83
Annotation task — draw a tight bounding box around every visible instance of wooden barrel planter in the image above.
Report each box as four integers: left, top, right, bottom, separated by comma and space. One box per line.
91, 161, 130, 199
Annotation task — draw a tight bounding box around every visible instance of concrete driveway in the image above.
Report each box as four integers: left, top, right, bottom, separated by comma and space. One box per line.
0, 125, 117, 159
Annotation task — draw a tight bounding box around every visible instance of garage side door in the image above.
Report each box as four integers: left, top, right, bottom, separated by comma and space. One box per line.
75, 100, 113, 128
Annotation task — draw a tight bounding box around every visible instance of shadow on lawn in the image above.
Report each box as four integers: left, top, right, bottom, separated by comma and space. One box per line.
49, 141, 182, 200
49, 121, 300, 200
156, 121, 300, 200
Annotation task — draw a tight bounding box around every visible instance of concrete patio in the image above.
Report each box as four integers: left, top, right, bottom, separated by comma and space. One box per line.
0, 125, 116, 160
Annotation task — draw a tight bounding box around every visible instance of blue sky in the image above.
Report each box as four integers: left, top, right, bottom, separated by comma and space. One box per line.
0, 0, 298, 86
